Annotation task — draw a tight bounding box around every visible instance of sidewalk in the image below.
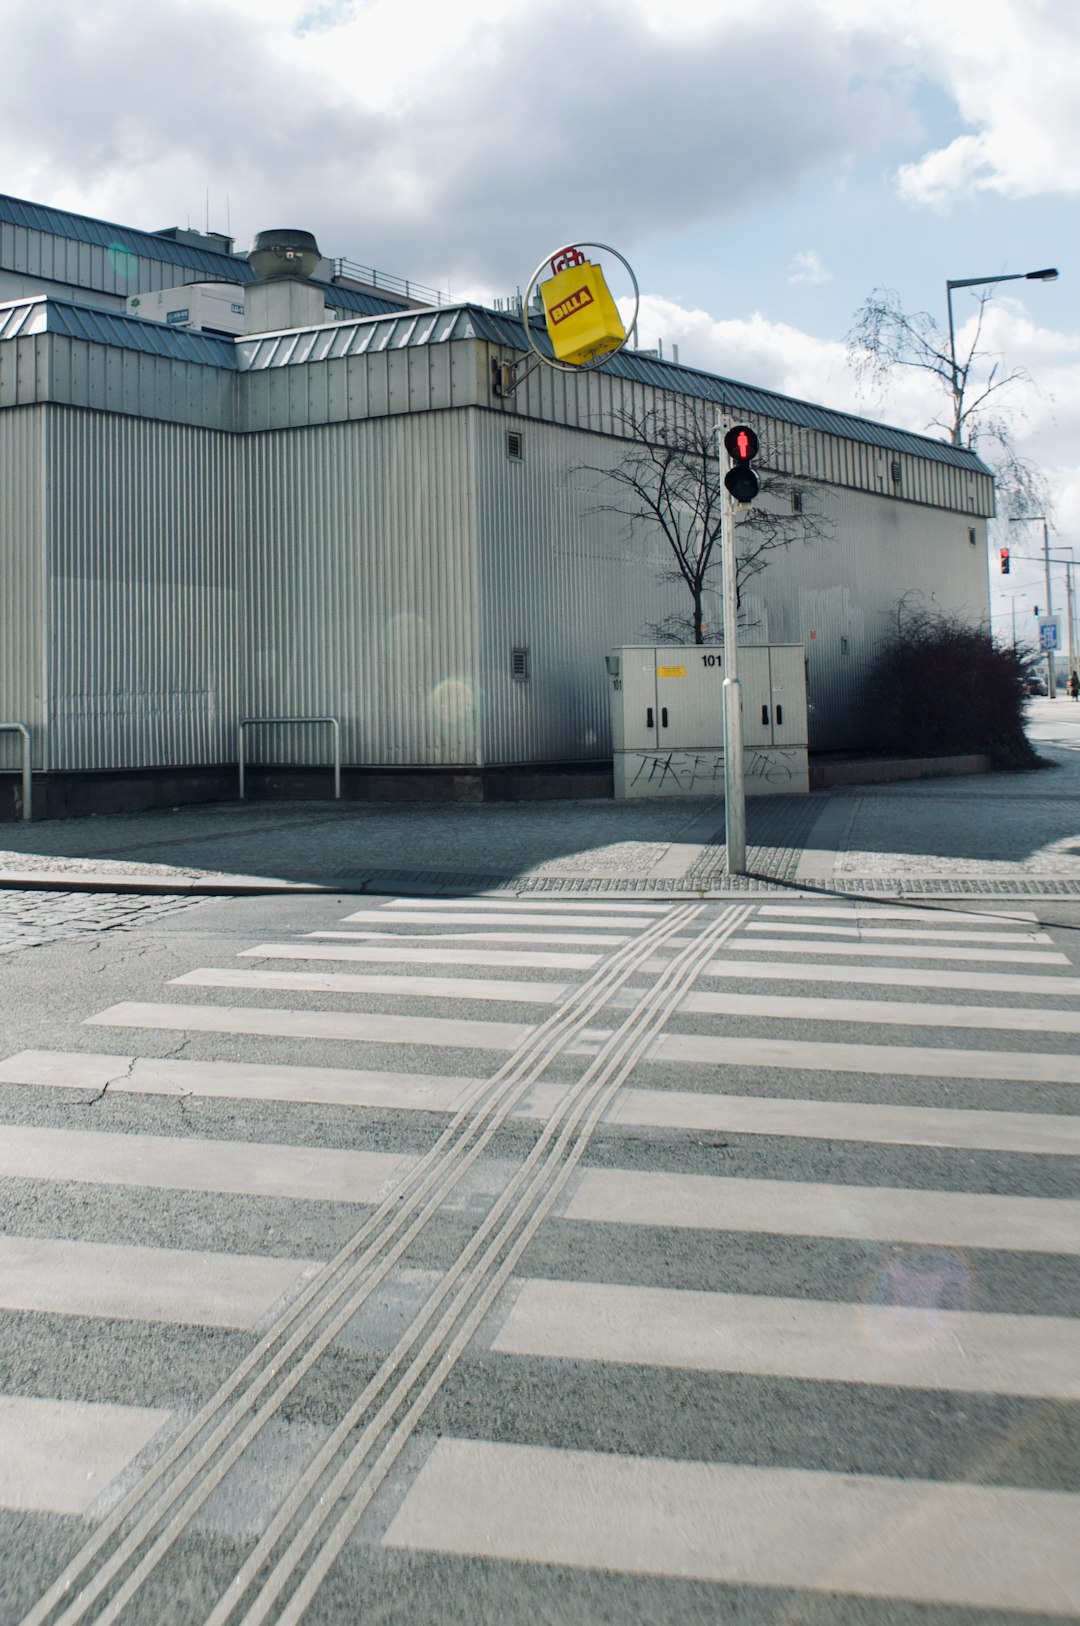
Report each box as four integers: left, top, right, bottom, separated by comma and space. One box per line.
1, 702, 1078, 900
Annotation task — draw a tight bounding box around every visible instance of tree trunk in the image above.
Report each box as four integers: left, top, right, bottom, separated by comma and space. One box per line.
693, 592, 705, 644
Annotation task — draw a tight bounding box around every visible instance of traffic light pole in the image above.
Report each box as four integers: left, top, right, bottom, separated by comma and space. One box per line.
717, 420, 746, 875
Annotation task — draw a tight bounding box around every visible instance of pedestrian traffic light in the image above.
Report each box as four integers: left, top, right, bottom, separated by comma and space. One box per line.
723, 424, 760, 503
1000, 547, 1010, 575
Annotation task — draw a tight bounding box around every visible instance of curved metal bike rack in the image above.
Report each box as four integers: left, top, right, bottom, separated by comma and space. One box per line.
0, 723, 32, 820
238, 716, 342, 801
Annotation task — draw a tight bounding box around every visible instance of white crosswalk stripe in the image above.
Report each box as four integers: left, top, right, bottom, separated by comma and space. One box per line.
382, 1440, 1080, 1615
726, 936, 1070, 963
682, 987, 1080, 1032
490, 1277, 1080, 1397
242, 941, 601, 969
2, 892, 1078, 1618
561, 1167, 1080, 1252
0, 1397, 171, 1516
170, 966, 569, 1003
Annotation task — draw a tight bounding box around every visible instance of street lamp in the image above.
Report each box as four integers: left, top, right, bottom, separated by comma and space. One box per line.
1009, 513, 1056, 697
945, 267, 1058, 446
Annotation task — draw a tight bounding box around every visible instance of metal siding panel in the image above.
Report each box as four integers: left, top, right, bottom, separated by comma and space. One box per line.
239, 415, 479, 768
0, 405, 46, 769
474, 413, 685, 765
474, 414, 991, 761
46, 408, 236, 770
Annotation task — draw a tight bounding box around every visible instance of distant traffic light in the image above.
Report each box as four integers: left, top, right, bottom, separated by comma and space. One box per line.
1000, 547, 1010, 575
723, 424, 760, 504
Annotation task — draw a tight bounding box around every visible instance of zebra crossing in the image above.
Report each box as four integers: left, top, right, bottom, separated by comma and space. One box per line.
0, 891, 1078, 1622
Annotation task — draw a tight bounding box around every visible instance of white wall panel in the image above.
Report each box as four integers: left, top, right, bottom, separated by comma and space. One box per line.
238, 413, 480, 768
0, 406, 46, 769
45, 410, 236, 770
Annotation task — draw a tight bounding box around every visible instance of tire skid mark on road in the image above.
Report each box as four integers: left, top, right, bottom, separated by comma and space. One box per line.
18, 898, 724, 1626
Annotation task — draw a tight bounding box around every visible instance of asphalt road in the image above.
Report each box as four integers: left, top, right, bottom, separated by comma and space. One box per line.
0, 886, 1078, 1624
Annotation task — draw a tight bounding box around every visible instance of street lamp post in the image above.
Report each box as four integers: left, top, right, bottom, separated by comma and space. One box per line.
945, 268, 1058, 446
1009, 515, 1056, 697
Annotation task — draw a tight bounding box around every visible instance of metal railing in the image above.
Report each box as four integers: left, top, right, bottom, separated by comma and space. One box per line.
0, 723, 32, 820
238, 716, 342, 802
333, 258, 449, 307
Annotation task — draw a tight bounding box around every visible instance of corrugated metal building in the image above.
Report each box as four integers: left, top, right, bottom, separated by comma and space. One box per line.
0, 193, 995, 810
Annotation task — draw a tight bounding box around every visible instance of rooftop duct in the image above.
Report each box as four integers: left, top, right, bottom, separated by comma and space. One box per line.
248, 229, 321, 282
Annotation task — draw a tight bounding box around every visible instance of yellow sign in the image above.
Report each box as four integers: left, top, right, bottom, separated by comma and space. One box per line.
540, 257, 626, 366
657, 665, 685, 678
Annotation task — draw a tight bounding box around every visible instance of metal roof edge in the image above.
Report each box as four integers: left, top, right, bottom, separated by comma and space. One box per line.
460, 304, 994, 477
0, 191, 255, 280
0, 294, 240, 367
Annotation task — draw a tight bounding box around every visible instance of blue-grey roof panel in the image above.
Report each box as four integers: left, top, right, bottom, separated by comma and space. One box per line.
0, 192, 256, 282
324, 285, 416, 317
13, 298, 239, 366
465, 307, 990, 475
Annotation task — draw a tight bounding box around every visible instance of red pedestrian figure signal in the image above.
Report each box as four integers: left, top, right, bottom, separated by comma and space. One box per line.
1000, 547, 1010, 575
723, 423, 760, 504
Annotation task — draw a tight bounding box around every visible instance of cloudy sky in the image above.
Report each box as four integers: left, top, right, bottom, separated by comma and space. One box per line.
3, 0, 1078, 641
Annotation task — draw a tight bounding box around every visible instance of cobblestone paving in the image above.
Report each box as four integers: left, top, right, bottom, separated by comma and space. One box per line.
0, 891, 204, 953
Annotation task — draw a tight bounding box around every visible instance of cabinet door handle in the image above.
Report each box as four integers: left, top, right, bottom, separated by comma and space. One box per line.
646, 707, 654, 729
661, 707, 669, 728
776, 703, 783, 726
761, 705, 769, 725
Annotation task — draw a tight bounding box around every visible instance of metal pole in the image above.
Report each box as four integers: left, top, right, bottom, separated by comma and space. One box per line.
1043, 519, 1057, 698
1066, 560, 1077, 682
945, 283, 961, 446
717, 417, 746, 875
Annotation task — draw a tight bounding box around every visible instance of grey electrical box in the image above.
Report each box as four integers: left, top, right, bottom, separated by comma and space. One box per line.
607, 644, 809, 798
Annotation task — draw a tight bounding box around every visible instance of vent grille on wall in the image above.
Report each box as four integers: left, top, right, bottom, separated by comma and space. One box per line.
507, 431, 523, 460
511, 647, 530, 680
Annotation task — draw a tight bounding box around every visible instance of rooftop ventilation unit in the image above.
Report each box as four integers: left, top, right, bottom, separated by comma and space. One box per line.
248, 229, 322, 282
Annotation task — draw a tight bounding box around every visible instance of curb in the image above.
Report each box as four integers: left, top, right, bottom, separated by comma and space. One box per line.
2, 869, 1079, 903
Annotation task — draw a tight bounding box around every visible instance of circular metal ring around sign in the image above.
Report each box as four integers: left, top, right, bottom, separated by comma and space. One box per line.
521, 242, 641, 375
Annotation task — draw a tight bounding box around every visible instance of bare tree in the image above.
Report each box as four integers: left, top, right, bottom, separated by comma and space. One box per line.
582, 405, 830, 645
847, 286, 1048, 517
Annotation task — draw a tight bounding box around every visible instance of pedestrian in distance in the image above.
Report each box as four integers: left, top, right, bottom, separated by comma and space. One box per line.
1069, 669, 1080, 701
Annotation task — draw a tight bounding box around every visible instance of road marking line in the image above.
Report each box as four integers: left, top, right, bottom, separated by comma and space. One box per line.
0, 1397, 171, 1516
0, 1051, 487, 1112
607, 1088, 1080, 1155
744, 922, 1051, 944
0, 1123, 413, 1205
310, 930, 632, 947
171, 968, 568, 1004
6, 1050, 1078, 1153
342, 909, 657, 929
491, 1278, 1080, 1398
84, 1002, 532, 1052
703, 959, 1080, 996
655, 1030, 1080, 1084
0, 1236, 317, 1330
242, 943, 601, 970
727, 938, 1069, 965
382, 1438, 1080, 1613
681, 989, 1080, 1034
384, 898, 667, 914
757, 905, 1039, 923
17, 904, 713, 1626
563, 1167, 1080, 1253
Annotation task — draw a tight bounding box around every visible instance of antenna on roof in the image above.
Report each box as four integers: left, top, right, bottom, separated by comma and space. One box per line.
226, 194, 231, 235
205, 189, 209, 234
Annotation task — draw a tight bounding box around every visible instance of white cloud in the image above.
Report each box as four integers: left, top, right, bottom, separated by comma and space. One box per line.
884, 0, 1080, 207
0, 0, 909, 285
788, 250, 832, 286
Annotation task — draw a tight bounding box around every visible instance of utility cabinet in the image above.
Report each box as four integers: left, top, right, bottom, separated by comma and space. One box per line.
607, 644, 809, 798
